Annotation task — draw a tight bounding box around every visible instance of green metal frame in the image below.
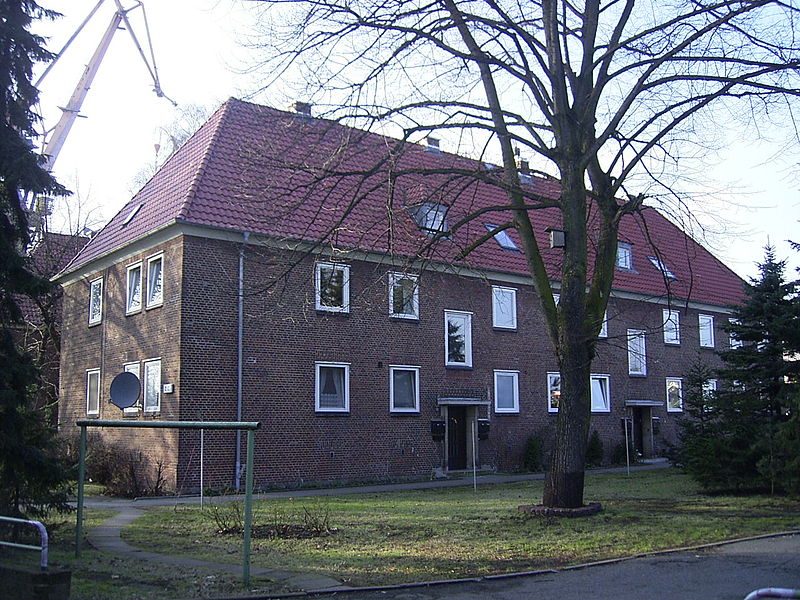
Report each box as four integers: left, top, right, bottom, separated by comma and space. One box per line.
75, 420, 261, 584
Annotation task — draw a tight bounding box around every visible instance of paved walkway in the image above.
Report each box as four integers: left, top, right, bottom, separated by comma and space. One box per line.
81, 462, 675, 593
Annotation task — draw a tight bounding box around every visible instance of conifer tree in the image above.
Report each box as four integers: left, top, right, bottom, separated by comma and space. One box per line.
0, 0, 71, 517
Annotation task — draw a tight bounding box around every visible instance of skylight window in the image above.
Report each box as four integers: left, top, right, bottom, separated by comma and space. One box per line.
616, 242, 633, 270
411, 202, 448, 235
485, 224, 518, 251
121, 203, 143, 227
648, 256, 677, 280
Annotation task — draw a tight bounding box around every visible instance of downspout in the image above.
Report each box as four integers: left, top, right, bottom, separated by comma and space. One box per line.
235, 231, 250, 491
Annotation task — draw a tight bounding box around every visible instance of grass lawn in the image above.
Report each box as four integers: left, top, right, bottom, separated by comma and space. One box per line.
123, 468, 800, 588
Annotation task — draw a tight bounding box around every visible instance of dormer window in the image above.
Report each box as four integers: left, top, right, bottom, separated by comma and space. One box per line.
485, 224, 518, 251
648, 256, 677, 280
425, 136, 441, 154
121, 203, 143, 227
411, 202, 448, 235
616, 242, 633, 270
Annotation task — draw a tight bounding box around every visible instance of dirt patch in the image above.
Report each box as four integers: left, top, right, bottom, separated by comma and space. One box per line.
518, 502, 603, 517
219, 524, 338, 539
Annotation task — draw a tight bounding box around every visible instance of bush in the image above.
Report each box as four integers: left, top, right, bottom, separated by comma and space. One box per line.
522, 433, 544, 472
610, 440, 636, 466
585, 430, 604, 467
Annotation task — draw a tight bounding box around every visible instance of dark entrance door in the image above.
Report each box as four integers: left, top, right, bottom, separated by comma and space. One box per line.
447, 406, 468, 470
632, 408, 645, 455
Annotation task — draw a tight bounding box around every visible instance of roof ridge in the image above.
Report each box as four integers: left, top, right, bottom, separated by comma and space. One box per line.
176, 98, 238, 221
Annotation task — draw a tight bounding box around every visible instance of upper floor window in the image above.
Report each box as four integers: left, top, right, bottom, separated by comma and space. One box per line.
389, 365, 420, 413
648, 256, 677, 280
494, 370, 520, 413
315, 262, 350, 313
616, 242, 633, 270
389, 272, 418, 319
146, 255, 164, 309
666, 377, 683, 412
485, 223, 518, 251
411, 202, 448, 235
143, 358, 161, 413
88, 277, 103, 325
86, 368, 100, 416
699, 314, 715, 348
315, 361, 350, 412
663, 309, 680, 344
591, 374, 611, 412
444, 310, 472, 367
627, 329, 647, 376
492, 286, 517, 330
702, 378, 717, 401
598, 309, 608, 338
547, 372, 561, 413
126, 263, 143, 314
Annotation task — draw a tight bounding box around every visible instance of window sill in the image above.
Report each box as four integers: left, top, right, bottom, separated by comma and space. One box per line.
445, 364, 473, 371
492, 326, 517, 332
390, 314, 419, 321
85, 413, 100, 419
316, 308, 350, 316
88, 321, 101, 327
390, 410, 420, 415
125, 309, 142, 317
315, 410, 350, 415
664, 341, 681, 346
145, 302, 164, 311
628, 373, 647, 378
494, 410, 519, 415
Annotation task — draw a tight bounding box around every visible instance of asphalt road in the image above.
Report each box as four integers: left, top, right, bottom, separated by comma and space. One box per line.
315, 533, 800, 600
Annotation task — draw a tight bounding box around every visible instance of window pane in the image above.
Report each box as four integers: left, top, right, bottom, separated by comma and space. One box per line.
320, 265, 344, 307
548, 374, 561, 411
447, 317, 466, 363
127, 266, 141, 312
87, 371, 99, 414
628, 330, 646, 375
89, 279, 102, 323
667, 379, 682, 411
493, 287, 516, 329
616, 244, 632, 269
663, 310, 680, 344
591, 377, 609, 411
391, 275, 417, 317
699, 315, 714, 347
144, 361, 161, 412
319, 366, 345, 409
392, 369, 416, 409
148, 258, 163, 306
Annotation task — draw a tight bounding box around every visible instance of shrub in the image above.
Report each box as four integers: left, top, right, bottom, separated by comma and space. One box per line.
522, 433, 544, 472
585, 430, 604, 467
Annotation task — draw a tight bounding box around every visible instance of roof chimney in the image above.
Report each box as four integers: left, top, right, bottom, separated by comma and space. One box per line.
292, 101, 312, 116
425, 136, 441, 154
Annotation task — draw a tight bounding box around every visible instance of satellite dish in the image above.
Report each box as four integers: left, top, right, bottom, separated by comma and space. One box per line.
109, 371, 140, 410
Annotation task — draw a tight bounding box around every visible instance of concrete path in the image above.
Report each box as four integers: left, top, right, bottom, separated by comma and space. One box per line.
79, 462, 669, 594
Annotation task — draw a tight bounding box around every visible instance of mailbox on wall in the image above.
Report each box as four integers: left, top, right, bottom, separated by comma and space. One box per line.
477, 419, 490, 440
430, 419, 445, 441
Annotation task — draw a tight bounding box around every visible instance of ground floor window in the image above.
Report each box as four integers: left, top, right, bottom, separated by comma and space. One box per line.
666, 377, 683, 412
123, 361, 141, 415
315, 362, 350, 412
143, 359, 161, 413
389, 365, 419, 412
590, 375, 611, 412
86, 369, 100, 415
494, 370, 519, 413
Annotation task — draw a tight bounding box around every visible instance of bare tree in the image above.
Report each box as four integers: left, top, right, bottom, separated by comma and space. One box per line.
249, 0, 800, 507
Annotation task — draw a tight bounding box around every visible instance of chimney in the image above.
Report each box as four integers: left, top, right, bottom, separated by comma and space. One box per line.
425, 136, 441, 153
292, 101, 312, 116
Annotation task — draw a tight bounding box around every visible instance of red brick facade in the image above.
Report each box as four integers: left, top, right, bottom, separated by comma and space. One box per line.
59, 230, 732, 491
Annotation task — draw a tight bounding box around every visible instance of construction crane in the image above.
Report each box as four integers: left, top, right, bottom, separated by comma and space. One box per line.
29, 0, 175, 218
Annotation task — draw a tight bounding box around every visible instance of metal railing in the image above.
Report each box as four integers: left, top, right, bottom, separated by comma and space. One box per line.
0, 516, 49, 569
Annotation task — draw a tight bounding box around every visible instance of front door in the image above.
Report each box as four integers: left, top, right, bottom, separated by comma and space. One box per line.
447, 406, 468, 470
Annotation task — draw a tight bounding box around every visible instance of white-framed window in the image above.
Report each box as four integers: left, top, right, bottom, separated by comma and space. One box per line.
702, 378, 717, 400
699, 314, 715, 348
444, 310, 472, 367
627, 329, 647, 376
547, 372, 561, 413
388, 272, 418, 319
648, 256, 677, 280
492, 286, 517, 330
666, 377, 683, 412
315, 362, 350, 412
494, 370, 519, 413
485, 223, 518, 251
126, 263, 143, 314
663, 309, 680, 345
88, 277, 103, 325
616, 242, 633, 270
729, 318, 743, 348
315, 262, 350, 312
86, 368, 100, 415
591, 374, 611, 412
146, 254, 164, 309
123, 362, 141, 415
143, 358, 161, 413
411, 202, 448, 234
598, 310, 608, 338
389, 365, 419, 413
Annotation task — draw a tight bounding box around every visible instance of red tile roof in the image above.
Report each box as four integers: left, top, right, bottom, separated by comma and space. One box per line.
61, 98, 745, 307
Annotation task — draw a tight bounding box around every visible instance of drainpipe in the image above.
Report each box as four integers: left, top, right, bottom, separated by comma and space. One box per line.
235, 231, 250, 491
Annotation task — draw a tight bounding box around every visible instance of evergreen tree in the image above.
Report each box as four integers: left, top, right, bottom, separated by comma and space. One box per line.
679, 247, 800, 493
0, 0, 71, 517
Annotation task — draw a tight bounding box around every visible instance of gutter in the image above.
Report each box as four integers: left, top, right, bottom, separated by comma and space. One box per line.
235, 231, 250, 491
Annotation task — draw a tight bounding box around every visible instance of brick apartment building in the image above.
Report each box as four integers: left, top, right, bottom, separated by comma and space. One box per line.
56, 98, 746, 492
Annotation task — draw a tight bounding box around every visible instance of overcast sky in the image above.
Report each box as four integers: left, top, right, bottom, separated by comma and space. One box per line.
34, 0, 799, 281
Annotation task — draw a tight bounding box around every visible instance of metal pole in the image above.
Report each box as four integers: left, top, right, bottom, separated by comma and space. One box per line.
200, 428, 204, 508
624, 415, 631, 476
75, 425, 87, 556
242, 429, 255, 585
472, 419, 477, 492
